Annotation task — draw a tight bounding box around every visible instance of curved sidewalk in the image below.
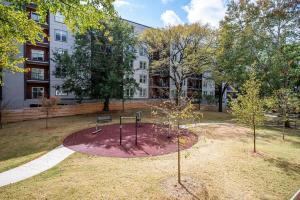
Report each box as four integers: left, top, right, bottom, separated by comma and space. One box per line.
0, 145, 74, 187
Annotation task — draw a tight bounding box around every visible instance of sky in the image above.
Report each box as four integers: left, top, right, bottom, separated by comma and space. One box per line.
113, 0, 228, 28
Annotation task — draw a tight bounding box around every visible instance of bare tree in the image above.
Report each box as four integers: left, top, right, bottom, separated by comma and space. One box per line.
41, 96, 60, 129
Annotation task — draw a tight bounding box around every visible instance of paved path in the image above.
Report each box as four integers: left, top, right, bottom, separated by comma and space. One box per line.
0, 145, 74, 187
180, 122, 233, 129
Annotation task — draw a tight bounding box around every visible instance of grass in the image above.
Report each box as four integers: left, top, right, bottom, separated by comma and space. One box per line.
0, 109, 299, 199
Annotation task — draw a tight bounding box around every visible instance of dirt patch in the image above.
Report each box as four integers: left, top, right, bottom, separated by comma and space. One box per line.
161, 176, 213, 200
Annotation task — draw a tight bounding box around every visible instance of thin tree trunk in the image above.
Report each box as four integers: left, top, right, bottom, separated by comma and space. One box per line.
103, 96, 110, 112
0, 100, 2, 129
46, 109, 49, 129
177, 121, 181, 184
253, 124, 256, 153
282, 122, 285, 140
122, 98, 125, 113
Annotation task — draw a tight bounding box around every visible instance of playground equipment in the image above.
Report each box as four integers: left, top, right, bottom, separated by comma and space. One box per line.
92, 115, 112, 134
119, 112, 142, 145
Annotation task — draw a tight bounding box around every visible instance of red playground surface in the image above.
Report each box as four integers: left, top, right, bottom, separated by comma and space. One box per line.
63, 123, 198, 158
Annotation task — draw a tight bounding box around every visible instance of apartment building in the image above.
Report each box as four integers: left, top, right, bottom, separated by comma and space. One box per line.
1, 4, 217, 109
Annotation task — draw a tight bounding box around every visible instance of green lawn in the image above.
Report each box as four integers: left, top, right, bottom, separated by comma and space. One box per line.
0, 109, 299, 199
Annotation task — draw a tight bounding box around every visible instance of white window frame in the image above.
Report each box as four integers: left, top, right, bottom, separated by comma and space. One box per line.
139, 61, 147, 70
31, 68, 44, 80
139, 46, 147, 56
125, 88, 134, 97
56, 48, 68, 55
32, 87, 44, 99
54, 13, 65, 23
139, 88, 147, 97
54, 29, 67, 42
31, 50, 44, 61
139, 74, 147, 84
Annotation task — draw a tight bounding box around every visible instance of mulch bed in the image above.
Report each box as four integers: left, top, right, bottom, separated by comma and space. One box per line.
63, 123, 198, 158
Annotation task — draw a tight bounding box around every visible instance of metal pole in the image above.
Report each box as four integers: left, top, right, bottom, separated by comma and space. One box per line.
120, 116, 122, 145
135, 115, 138, 146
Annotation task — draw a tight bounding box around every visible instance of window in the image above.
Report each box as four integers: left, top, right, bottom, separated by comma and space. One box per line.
203, 91, 207, 95
32, 87, 44, 99
31, 12, 40, 22
125, 88, 134, 97
139, 46, 147, 56
55, 30, 67, 42
54, 13, 65, 23
139, 61, 147, 70
56, 48, 68, 55
55, 86, 67, 96
31, 50, 44, 61
139, 88, 147, 97
203, 80, 208, 88
31, 68, 44, 80
139, 74, 147, 84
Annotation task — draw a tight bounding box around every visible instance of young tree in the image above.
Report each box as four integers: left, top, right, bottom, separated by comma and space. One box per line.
231, 72, 265, 153
41, 96, 60, 129
152, 99, 202, 184
0, 1, 115, 82
140, 24, 214, 106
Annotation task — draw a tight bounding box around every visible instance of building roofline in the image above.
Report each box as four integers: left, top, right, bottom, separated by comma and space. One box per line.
122, 18, 152, 29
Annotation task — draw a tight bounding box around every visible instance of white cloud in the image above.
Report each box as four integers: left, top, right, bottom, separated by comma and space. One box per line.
161, 0, 174, 4
161, 10, 183, 27
113, 0, 130, 8
183, 0, 226, 27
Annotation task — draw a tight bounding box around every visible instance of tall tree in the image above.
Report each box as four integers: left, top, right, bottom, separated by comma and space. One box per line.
54, 18, 137, 111
0, 0, 115, 83
216, 0, 299, 112
140, 24, 214, 105
90, 18, 137, 111
231, 72, 265, 153
53, 34, 92, 103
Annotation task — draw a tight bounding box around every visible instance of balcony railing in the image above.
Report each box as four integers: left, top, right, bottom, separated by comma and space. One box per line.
27, 72, 49, 82
26, 58, 49, 65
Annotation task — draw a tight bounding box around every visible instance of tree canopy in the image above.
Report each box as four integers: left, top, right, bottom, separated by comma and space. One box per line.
140, 23, 215, 105
54, 18, 137, 111
0, 0, 116, 83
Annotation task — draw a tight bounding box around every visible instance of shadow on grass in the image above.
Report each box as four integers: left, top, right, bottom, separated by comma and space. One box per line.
264, 157, 300, 176
179, 182, 210, 200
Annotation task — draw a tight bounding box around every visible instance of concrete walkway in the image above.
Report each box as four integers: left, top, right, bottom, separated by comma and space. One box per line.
0, 145, 74, 187
180, 122, 233, 129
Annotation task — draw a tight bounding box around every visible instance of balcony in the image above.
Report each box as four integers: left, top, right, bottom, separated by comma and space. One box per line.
26, 71, 49, 83
26, 38, 49, 47
150, 81, 169, 88
26, 58, 49, 66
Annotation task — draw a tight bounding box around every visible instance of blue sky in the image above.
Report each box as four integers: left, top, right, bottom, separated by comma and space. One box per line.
114, 0, 228, 28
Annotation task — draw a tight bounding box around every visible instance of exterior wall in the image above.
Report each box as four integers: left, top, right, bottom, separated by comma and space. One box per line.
1, 12, 219, 109
125, 20, 150, 99
49, 13, 76, 101
2, 46, 25, 109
